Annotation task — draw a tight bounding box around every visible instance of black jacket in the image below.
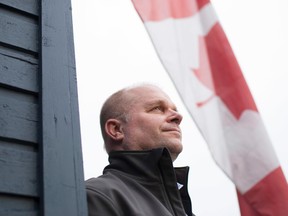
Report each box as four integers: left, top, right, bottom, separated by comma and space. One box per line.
86, 148, 195, 216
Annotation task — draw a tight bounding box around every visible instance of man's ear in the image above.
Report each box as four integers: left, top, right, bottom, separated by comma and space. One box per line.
105, 119, 124, 141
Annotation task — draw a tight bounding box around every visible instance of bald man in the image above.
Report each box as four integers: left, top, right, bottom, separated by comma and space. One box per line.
86, 84, 195, 216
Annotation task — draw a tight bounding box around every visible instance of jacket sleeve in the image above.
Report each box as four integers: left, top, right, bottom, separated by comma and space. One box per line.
86, 187, 121, 216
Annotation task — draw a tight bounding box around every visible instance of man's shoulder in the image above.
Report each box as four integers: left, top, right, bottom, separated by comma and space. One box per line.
85, 172, 124, 192
85, 171, 136, 208
86, 173, 112, 186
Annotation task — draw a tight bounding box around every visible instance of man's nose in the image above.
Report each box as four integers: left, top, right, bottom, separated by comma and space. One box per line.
167, 109, 183, 125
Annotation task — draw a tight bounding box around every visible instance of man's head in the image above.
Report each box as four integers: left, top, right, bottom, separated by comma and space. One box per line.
100, 84, 183, 161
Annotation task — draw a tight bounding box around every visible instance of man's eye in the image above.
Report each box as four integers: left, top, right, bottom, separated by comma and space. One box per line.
152, 106, 163, 112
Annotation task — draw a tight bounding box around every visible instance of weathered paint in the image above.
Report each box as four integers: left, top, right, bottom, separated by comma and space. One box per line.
0, 51, 38, 93
0, 0, 38, 16
0, 146, 38, 196
0, 95, 38, 143
0, 13, 38, 53
40, 0, 87, 214
0, 194, 38, 216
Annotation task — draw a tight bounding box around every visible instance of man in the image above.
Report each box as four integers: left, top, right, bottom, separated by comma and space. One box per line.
86, 84, 195, 216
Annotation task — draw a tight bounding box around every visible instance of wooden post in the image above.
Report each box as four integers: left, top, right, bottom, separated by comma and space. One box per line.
40, 0, 87, 215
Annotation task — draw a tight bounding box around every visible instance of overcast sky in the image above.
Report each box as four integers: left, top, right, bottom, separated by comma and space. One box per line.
71, 0, 288, 215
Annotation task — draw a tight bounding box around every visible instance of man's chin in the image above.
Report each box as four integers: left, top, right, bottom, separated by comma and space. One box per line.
170, 151, 180, 162
168, 144, 183, 162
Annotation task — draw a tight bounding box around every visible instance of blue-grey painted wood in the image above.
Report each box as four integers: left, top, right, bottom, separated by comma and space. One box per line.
0, 0, 38, 16
0, 13, 38, 53
0, 146, 38, 197
0, 0, 40, 215
0, 51, 38, 93
0, 44, 38, 63
40, 0, 88, 215
0, 194, 38, 216
0, 139, 36, 152
0, 87, 37, 103
0, 95, 38, 143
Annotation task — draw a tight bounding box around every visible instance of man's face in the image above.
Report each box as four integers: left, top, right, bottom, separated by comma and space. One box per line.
121, 86, 183, 160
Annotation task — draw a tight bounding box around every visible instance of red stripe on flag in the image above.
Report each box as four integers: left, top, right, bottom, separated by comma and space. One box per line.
132, 0, 210, 21
192, 23, 258, 119
237, 167, 288, 216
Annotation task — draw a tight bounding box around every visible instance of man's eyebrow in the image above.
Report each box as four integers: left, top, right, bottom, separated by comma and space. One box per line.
144, 100, 162, 108
144, 100, 178, 111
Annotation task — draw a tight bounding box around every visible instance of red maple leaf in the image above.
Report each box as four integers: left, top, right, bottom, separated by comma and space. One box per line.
192, 23, 257, 119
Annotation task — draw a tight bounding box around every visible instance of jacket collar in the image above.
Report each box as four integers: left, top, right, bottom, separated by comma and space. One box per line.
105, 148, 190, 182
105, 147, 173, 182
105, 147, 193, 216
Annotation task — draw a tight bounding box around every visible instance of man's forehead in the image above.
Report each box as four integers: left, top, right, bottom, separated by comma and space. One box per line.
126, 86, 176, 108
127, 85, 166, 96
128, 86, 165, 98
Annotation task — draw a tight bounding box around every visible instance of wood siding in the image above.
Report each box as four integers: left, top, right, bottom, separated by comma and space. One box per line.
0, 1, 39, 215
0, 0, 87, 215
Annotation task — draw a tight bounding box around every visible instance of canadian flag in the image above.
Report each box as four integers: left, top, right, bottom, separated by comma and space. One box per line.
131, 0, 288, 215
